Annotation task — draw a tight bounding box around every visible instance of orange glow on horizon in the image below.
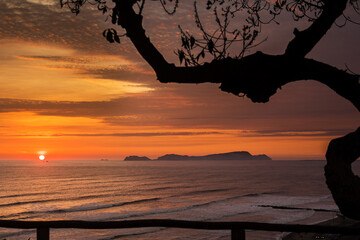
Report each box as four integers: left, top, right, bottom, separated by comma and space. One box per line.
0, 36, 358, 162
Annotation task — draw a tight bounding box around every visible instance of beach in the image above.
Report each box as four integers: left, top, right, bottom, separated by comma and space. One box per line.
283, 216, 360, 240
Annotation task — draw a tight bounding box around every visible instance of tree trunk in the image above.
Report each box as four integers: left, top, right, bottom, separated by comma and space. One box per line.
325, 127, 360, 219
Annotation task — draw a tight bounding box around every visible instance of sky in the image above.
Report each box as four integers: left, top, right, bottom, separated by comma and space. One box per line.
0, 0, 359, 160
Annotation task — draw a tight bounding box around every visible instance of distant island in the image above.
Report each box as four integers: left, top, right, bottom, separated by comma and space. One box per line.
124, 155, 152, 161
124, 151, 271, 161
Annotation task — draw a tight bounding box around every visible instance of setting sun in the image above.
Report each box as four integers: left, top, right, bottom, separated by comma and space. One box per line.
39, 155, 45, 161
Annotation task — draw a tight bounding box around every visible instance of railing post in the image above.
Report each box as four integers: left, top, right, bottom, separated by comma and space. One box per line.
231, 229, 245, 240
37, 227, 49, 240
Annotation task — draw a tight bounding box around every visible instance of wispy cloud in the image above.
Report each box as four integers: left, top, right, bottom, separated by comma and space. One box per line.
16, 53, 151, 78
7, 131, 224, 137
240, 129, 356, 137
16, 55, 93, 64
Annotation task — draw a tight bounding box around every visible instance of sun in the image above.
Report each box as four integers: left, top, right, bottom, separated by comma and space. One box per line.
39, 155, 45, 161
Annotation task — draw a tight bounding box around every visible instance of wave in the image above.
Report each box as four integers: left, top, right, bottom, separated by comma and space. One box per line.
101, 192, 277, 221
0, 188, 238, 215
47, 197, 161, 214
0, 192, 48, 199
176, 188, 232, 197
0, 229, 35, 239
0, 186, 235, 214
144, 185, 191, 192
96, 228, 166, 240
91, 193, 280, 239
0, 197, 162, 219
1, 192, 272, 220
0, 199, 54, 207
137, 180, 179, 187
1, 191, 330, 225
0, 195, 100, 208
53, 181, 134, 192
258, 204, 339, 213
141, 186, 228, 195
0, 189, 151, 209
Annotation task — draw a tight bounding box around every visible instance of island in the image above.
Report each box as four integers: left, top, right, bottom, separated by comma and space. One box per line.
124, 155, 151, 161
155, 151, 271, 161
124, 151, 271, 161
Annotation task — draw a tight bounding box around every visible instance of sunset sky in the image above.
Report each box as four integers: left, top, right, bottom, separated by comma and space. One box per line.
0, 0, 359, 160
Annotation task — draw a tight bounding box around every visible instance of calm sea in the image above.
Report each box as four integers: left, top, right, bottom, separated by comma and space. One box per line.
1, 160, 358, 240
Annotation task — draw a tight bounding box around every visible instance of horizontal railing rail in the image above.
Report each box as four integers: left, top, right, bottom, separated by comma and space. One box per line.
1, 219, 360, 240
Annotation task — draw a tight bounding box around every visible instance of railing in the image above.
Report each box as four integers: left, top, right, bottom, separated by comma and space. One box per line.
1, 219, 360, 240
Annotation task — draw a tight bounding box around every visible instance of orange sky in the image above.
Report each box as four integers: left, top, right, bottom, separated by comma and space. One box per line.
0, 1, 359, 160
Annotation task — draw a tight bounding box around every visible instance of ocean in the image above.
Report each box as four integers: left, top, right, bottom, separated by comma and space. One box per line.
1, 160, 357, 240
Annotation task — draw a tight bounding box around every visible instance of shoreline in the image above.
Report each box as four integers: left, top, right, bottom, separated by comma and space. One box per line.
282, 215, 360, 240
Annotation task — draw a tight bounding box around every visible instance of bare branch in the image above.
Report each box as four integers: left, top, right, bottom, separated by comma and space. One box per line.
160, 53, 360, 111
112, 0, 170, 73
285, 0, 348, 57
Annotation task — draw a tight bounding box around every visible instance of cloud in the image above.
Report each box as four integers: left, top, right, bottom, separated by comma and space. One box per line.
0, 77, 358, 134
26, 0, 56, 6
8, 131, 223, 137
242, 129, 357, 137
7, 128, 352, 138
17, 55, 93, 64
0, 0, 190, 63
81, 67, 155, 83
0, 98, 134, 117
0, 1, 133, 57
16, 54, 153, 81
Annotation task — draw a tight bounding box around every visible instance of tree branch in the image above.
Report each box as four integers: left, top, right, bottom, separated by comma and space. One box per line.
113, 1, 359, 112
285, 0, 348, 57
113, 0, 170, 72
164, 53, 360, 111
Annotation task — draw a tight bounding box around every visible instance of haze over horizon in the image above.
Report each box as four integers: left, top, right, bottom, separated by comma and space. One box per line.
0, 0, 359, 161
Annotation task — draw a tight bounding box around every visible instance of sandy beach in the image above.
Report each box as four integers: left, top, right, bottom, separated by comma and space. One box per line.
283, 216, 360, 240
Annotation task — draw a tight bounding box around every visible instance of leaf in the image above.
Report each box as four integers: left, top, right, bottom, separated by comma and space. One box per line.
114, 34, 120, 43
196, 54, 200, 62
196, 49, 205, 61
206, 0, 212, 9
106, 31, 114, 43
178, 50, 185, 64
275, 0, 281, 9
182, 36, 190, 49
208, 40, 214, 54
190, 36, 195, 49
181, 37, 186, 48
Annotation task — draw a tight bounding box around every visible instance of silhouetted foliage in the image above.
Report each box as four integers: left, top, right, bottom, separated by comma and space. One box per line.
60, 0, 360, 220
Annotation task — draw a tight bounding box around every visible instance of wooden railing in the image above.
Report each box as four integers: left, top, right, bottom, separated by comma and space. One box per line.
1, 219, 360, 240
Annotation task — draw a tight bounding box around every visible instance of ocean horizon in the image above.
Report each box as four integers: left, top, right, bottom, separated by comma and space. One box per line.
1, 160, 358, 239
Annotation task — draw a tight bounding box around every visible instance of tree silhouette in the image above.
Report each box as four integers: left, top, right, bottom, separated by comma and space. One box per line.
61, 0, 360, 219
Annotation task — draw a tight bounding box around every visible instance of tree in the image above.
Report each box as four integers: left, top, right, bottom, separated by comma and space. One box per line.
61, 0, 360, 219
